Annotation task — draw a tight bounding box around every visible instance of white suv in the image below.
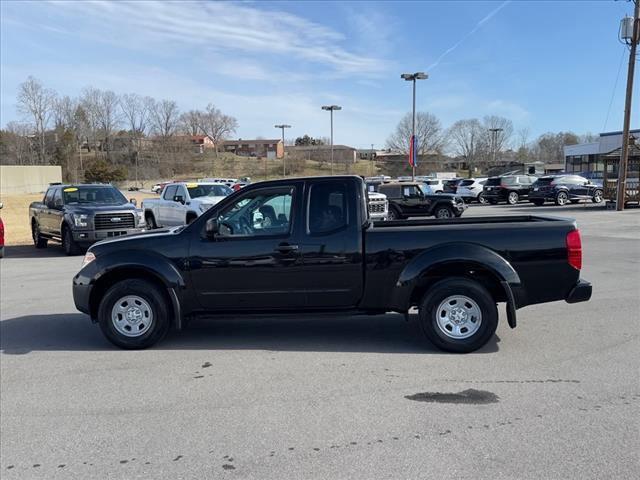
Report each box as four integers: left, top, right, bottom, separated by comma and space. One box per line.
456, 178, 488, 203
423, 178, 445, 193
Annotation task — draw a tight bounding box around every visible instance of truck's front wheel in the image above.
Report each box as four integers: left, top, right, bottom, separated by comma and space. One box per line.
98, 279, 171, 349
418, 278, 498, 353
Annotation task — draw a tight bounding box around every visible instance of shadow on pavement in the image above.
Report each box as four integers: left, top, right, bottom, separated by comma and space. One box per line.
0, 313, 500, 355
1, 244, 72, 259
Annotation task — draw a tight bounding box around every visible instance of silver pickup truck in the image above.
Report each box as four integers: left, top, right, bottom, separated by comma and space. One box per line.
142, 182, 232, 228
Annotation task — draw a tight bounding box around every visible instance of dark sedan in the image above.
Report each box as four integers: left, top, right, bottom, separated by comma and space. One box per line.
529, 175, 604, 206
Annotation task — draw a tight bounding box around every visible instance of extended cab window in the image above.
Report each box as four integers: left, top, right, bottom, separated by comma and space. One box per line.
52, 188, 63, 207
44, 188, 54, 206
308, 182, 348, 235
217, 187, 293, 237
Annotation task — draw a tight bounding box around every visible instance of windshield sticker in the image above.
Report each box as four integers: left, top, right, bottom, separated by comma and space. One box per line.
63, 187, 78, 192
186, 183, 198, 188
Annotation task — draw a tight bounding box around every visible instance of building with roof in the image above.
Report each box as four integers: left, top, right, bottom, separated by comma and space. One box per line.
564, 129, 639, 179
222, 139, 284, 159
288, 144, 357, 164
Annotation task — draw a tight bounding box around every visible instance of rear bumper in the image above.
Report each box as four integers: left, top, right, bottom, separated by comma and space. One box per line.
565, 280, 592, 304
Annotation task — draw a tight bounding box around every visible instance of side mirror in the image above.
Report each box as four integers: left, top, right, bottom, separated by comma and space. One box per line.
129, 198, 137, 207
205, 218, 219, 239
173, 195, 185, 204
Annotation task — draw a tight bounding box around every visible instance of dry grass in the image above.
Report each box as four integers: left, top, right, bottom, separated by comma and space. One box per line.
0, 190, 153, 246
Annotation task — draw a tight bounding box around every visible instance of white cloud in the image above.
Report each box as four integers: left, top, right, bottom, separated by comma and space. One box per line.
46, 0, 386, 76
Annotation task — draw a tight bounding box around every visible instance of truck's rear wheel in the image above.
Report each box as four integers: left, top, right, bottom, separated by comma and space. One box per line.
418, 277, 498, 353
32, 222, 48, 248
98, 279, 170, 349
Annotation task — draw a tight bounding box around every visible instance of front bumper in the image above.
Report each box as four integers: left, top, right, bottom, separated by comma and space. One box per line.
565, 280, 592, 304
72, 227, 145, 243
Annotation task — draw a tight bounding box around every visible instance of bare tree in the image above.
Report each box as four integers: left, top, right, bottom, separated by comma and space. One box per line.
179, 110, 201, 136
386, 112, 443, 155
95, 90, 121, 157
148, 99, 180, 145
447, 118, 483, 175
197, 103, 238, 157
80, 87, 102, 152
3, 121, 37, 164
515, 127, 531, 161
482, 115, 514, 161
16, 76, 56, 162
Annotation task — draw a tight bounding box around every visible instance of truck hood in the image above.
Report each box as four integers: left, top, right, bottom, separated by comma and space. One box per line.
89, 225, 183, 253
65, 203, 137, 214
195, 196, 226, 206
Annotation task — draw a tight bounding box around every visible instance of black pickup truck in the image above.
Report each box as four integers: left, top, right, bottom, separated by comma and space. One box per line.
73, 176, 591, 353
30, 184, 145, 255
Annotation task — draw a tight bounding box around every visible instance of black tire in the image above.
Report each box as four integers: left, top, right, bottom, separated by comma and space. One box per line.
98, 279, 171, 349
62, 225, 80, 256
418, 277, 498, 353
186, 213, 198, 224
387, 207, 402, 221
531, 199, 545, 206
434, 205, 454, 219
145, 213, 157, 229
592, 190, 603, 203
507, 191, 519, 205
554, 191, 569, 206
32, 221, 48, 248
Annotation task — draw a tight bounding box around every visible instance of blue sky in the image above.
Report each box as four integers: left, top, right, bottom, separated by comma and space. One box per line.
1, 0, 637, 148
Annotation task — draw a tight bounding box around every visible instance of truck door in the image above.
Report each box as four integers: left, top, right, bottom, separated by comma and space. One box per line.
298, 179, 364, 308
50, 187, 64, 236
189, 182, 306, 310
39, 188, 55, 234
159, 185, 177, 226
173, 185, 189, 224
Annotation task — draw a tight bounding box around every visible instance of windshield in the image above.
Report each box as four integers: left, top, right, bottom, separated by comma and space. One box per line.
187, 184, 233, 198
62, 186, 127, 205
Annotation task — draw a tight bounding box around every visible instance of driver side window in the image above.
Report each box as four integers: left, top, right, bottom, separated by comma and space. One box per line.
217, 188, 294, 237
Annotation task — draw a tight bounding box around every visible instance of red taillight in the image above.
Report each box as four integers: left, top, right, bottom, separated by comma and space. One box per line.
566, 230, 582, 270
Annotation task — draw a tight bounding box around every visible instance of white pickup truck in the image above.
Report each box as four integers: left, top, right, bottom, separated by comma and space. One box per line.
142, 182, 233, 228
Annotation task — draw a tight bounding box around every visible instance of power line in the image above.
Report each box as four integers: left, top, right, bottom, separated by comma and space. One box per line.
603, 45, 628, 132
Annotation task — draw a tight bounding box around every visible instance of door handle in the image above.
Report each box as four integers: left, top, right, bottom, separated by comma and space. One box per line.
276, 243, 299, 253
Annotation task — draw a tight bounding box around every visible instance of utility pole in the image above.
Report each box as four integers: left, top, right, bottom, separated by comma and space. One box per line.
321, 105, 342, 175
322, 105, 342, 175
616, 1, 639, 211
370, 143, 375, 177
489, 128, 503, 165
401, 72, 428, 181
274, 124, 291, 177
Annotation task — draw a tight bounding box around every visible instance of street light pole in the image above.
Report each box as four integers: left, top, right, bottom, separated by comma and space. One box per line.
616, 1, 639, 211
322, 105, 342, 175
489, 128, 503, 164
274, 124, 291, 177
401, 72, 428, 181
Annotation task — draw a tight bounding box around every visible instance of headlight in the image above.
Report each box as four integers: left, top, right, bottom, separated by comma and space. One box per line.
136, 210, 145, 226
199, 204, 211, 213
81, 251, 96, 267
73, 214, 89, 227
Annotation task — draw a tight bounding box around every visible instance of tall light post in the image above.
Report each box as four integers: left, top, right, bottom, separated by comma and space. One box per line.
274, 124, 291, 177
616, 2, 639, 211
489, 128, 503, 164
321, 105, 342, 175
401, 72, 428, 181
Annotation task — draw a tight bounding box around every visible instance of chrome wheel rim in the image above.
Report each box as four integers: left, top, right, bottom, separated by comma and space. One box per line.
478, 193, 487, 204
111, 295, 153, 337
435, 295, 482, 340
557, 192, 568, 205
436, 208, 452, 219
508, 192, 518, 204
388, 210, 396, 220
593, 191, 603, 203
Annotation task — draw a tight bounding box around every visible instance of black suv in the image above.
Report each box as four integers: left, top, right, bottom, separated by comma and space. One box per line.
29, 184, 145, 255
483, 175, 536, 205
528, 175, 604, 206
377, 182, 466, 219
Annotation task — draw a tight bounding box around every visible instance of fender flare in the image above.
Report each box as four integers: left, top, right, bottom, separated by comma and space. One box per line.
391, 242, 523, 326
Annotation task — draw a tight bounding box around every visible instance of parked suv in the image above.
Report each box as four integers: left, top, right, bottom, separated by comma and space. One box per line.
456, 178, 488, 203
529, 175, 604, 206
29, 184, 145, 255
377, 182, 466, 219
423, 178, 445, 193
483, 175, 536, 205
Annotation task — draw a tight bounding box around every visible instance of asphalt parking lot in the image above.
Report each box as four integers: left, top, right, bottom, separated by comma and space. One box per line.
1, 203, 638, 479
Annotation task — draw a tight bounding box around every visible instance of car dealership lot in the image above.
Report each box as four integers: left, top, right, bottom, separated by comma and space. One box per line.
1, 204, 638, 479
